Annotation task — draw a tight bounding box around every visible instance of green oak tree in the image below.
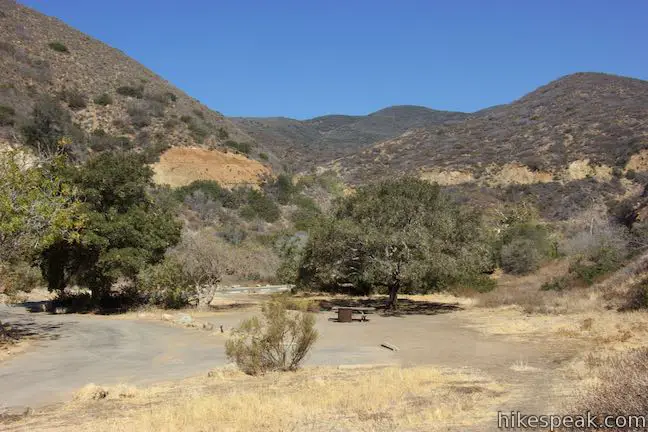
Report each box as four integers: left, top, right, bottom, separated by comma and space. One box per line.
297, 177, 494, 308
37, 152, 182, 305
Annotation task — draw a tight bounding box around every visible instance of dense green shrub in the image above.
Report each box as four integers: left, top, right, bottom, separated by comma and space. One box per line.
239, 205, 257, 221
145, 91, 175, 105
137, 257, 195, 308
93, 93, 113, 106
500, 238, 542, 275
569, 245, 623, 285
163, 118, 179, 129
37, 152, 182, 304
89, 133, 133, 153
494, 203, 554, 274
180, 115, 193, 124
116, 85, 144, 99
275, 233, 308, 284
48, 41, 69, 53
143, 141, 171, 163
259, 152, 269, 161
291, 195, 321, 231
225, 140, 251, 154
0, 150, 83, 266
225, 298, 318, 375
245, 189, 280, 222
263, 174, 296, 205
217, 127, 229, 140
188, 122, 209, 142
0, 105, 15, 126
453, 273, 497, 293
296, 171, 345, 197
21, 97, 78, 157
175, 180, 243, 209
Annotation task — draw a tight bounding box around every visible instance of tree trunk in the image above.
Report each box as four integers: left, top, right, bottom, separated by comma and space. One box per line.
386, 283, 399, 309
196, 284, 218, 310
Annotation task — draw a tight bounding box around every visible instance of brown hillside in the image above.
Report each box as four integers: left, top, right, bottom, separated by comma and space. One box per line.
334, 73, 648, 183
323, 73, 648, 220
0, 0, 269, 180
152, 147, 270, 188
232, 105, 469, 168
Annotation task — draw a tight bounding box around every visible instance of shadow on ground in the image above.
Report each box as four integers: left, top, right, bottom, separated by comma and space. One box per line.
19, 297, 137, 316
1, 315, 65, 342
318, 298, 463, 317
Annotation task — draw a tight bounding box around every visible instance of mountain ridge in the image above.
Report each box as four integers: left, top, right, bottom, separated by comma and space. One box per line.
330, 72, 648, 183
232, 105, 470, 167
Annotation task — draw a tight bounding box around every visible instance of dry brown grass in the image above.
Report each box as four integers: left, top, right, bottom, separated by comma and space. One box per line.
476, 253, 648, 314
564, 348, 648, 431
12, 366, 505, 432
477, 260, 579, 313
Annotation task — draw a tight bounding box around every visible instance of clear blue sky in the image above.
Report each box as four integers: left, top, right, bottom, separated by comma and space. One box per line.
22, 0, 648, 119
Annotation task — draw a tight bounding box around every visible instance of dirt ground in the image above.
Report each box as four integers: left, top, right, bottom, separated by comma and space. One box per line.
151, 146, 269, 188
2, 288, 646, 431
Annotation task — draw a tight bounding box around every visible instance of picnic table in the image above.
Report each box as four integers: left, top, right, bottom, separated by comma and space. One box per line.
331, 306, 376, 322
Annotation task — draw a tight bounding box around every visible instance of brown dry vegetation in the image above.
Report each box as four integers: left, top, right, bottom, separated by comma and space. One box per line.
336, 73, 648, 183
323, 73, 648, 221
232, 106, 469, 169
8, 366, 504, 432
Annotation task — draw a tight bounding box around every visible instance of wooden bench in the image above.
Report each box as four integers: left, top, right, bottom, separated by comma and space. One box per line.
331, 306, 376, 322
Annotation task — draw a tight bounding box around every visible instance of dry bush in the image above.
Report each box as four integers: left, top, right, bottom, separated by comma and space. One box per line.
0, 262, 43, 297
225, 298, 318, 375
571, 348, 648, 431
500, 238, 542, 275
620, 276, 648, 311
126, 101, 151, 128
60, 88, 87, 110
560, 206, 629, 260
172, 227, 280, 284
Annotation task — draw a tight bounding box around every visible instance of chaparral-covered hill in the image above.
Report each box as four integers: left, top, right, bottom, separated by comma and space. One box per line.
0, 0, 270, 187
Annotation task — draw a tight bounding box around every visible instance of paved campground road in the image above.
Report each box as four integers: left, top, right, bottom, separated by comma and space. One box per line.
0, 300, 577, 414
0, 304, 225, 408
0, 302, 394, 409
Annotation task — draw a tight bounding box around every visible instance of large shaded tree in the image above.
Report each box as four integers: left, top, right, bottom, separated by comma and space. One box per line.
0, 150, 83, 264
0, 149, 84, 335
298, 177, 494, 307
38, 152, 182, 304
